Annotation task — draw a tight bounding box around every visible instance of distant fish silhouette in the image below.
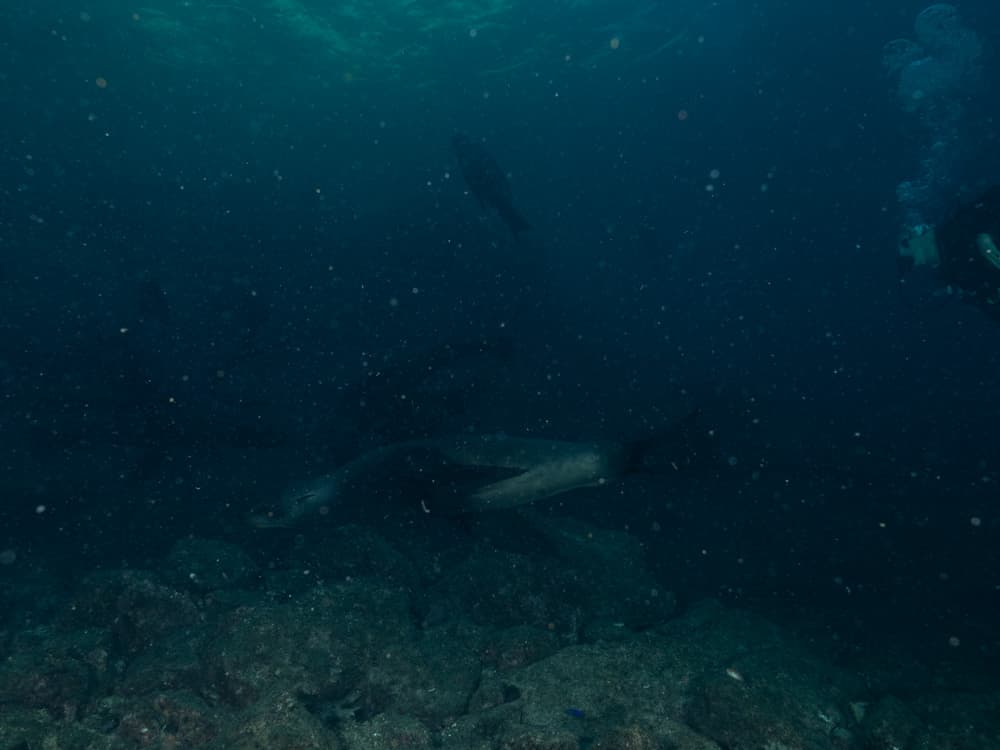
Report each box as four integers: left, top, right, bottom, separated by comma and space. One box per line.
452, 133, 532, 239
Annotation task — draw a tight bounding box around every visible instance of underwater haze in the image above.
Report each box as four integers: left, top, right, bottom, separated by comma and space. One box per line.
1, 1, 1000, 748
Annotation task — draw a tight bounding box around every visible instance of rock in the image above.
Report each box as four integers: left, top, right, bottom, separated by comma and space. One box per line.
62, 569, 200, 655
427, 518, 674, 638
116, 690, 220, 748
592, 725, 660, 750
218, 687, 342, 750
0, 705, 122, 750
201, 580, 415, 713
685, 645, 859, 750
119, 629, 207, 696
0, 626, 113, 718
524, 514, 676, 632
498, 727, 579, 750
164, 537, 258, 592
480, 625, 560, 672
429, 550, 557, 629
339, 712, 432, 750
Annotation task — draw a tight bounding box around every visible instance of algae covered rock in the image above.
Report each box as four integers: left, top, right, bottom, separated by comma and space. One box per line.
201, 581, 412, 710
0, 626, 114, 718
218, 687, 343, 750
62, 568, 200, 656
164, 536, 259, 592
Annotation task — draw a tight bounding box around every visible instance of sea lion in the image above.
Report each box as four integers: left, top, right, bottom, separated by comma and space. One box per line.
251, 413, 715, 527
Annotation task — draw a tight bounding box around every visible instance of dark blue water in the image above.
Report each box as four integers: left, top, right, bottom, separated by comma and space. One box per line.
2, 1, 999, 745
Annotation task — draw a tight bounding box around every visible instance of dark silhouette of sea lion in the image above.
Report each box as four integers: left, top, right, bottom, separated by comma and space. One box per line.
452, 133, 531, 239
